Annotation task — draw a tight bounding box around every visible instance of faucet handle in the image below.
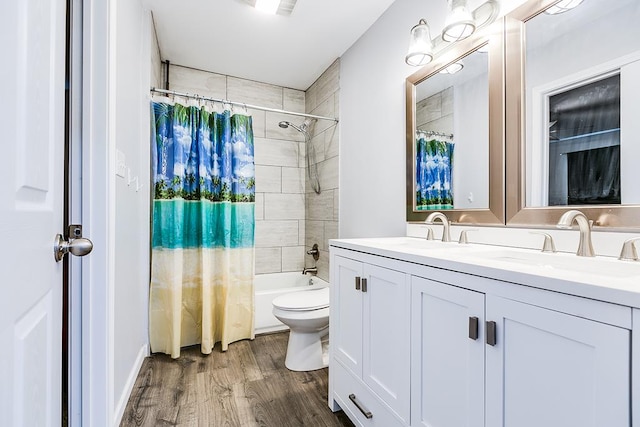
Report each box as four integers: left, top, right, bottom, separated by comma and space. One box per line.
425, 227, 434, 240
458, 229, 478, 244
619, 237, 640, 261
530, 231, 556, 253
306, 243, 320, 261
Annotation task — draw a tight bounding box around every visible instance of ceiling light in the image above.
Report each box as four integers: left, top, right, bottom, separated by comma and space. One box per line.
255, 0, 280, 14
440, 62, 464, 74
406, 19, 434, 67
544, 0, 584, 15
442, 0, 476, 42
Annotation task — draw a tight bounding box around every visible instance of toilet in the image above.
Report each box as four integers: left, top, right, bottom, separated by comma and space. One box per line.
272, 287, 330, 371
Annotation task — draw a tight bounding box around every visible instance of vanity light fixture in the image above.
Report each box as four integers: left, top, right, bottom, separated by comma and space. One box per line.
439, 61, 464, 74
405, 0, 499, 66
544, 0, 584, 15
442, 0, 476, 42
255, 0, 281, 14
405, 19, 434, 66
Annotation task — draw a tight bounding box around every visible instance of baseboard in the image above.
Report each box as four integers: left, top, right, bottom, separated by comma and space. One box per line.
112, 344, 149, 427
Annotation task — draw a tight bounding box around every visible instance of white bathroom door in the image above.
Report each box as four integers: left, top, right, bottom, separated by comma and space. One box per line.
0, 0, 67, 426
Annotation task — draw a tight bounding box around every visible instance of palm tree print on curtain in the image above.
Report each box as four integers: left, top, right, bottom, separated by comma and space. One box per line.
416, 135, 454, 210
150, 100, 255, 358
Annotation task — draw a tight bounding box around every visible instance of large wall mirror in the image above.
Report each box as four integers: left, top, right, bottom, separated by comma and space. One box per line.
406, 20, 505, 225
506, 0, 640, 228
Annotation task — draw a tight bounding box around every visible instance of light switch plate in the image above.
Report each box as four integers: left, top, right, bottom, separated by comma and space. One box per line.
116, 149, 126, 178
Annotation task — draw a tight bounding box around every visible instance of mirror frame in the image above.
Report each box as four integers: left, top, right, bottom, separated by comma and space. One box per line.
406, 19, 505, 225
505, 0, 640, 229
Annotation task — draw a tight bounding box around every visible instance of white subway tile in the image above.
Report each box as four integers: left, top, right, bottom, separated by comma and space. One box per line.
227, 77, 282, 109
318, 156, 339, 191
264, 193, 305, 220
282, 167, 305, 194
306, 220, 325, 250
255, 220, 299, 247
255, 247, 282, 274
283, 88, 305, 113
255, 165, 281, 193
282, 246, 305, 272
169, 65, 226, 99
255, 193, 264, 220
254, 138, 299, 168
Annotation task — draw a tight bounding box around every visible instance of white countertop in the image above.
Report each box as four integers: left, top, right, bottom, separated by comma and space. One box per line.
330, 237, 640, 308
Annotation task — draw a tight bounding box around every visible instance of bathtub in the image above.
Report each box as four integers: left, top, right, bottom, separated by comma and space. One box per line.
254, 272, 329, 335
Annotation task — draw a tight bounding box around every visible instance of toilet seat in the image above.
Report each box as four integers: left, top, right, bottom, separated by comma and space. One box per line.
272, 287, 329, 311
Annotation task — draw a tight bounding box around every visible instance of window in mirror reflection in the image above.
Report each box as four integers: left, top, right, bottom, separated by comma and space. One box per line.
548, 74, 620, 206
413, 48, 489, 211
524, 0, 640, 208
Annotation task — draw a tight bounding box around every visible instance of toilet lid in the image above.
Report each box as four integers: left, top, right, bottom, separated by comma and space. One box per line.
272, 287, 330, 311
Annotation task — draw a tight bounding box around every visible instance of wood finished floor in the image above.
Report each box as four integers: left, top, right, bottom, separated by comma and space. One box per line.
120, 332, 354, 427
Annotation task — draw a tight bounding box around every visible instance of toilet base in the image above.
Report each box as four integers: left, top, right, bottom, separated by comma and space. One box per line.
284, 327, 329, 372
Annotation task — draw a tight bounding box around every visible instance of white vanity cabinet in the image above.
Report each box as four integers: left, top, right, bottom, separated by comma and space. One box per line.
410, 276, 485, 427
330, 254, 410, 426
485, 296, 630, 427
330, 242, 634, 427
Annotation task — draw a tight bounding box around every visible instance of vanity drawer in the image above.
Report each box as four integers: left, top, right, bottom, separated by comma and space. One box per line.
332, 360, 405, 427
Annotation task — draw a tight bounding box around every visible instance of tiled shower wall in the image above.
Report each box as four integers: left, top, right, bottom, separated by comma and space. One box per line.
305, 60, 340, 282
166, 64, 308, 275
416, 86, 453, 134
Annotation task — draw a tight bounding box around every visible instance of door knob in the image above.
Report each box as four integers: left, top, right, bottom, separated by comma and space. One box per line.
54, 234, 93, 262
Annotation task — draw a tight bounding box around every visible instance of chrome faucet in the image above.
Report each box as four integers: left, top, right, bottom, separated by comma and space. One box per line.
302, 266, 318, 275
425, 212, 451, 242
556, 210, 595, 257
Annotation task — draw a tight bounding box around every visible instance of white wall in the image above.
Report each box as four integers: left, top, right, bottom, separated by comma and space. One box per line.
112, 0, 151, 423
453, 71, 488, 209
340, 0, 447, 238
339, 0, 640, 253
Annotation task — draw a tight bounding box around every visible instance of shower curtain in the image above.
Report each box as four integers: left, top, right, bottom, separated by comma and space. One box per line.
416, 135, 454, 210
149, 100, 255, 358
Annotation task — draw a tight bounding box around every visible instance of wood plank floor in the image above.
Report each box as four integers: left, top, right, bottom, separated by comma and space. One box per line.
120, 332, 354, 427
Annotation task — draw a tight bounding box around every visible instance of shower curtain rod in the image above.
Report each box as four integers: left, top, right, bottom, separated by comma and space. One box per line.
150, 87, 339, 123
417, 130, 454, 139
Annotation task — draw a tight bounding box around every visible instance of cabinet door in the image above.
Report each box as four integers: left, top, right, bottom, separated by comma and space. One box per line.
411, 276, 485, 427
362, 264, 411, 423
486, 296, 630, 427
332, 255, 364, 375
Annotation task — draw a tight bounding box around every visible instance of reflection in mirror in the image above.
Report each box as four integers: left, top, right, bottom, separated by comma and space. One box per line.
414, 48, 489, 211
406, 22, 505, 225
524, 0, 640, 208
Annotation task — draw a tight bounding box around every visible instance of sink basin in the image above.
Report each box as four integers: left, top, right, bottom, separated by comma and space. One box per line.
468, 249, 640, 279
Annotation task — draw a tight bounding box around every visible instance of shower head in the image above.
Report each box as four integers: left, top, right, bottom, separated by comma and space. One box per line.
278, 120, 305, 133
278, 118, 315, 134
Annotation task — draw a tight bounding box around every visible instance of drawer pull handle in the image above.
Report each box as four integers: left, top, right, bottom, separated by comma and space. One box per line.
486, 320, 497, 346
355, 277, 361, 290
468, 316, 479, 340
348, 393, 373, 419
